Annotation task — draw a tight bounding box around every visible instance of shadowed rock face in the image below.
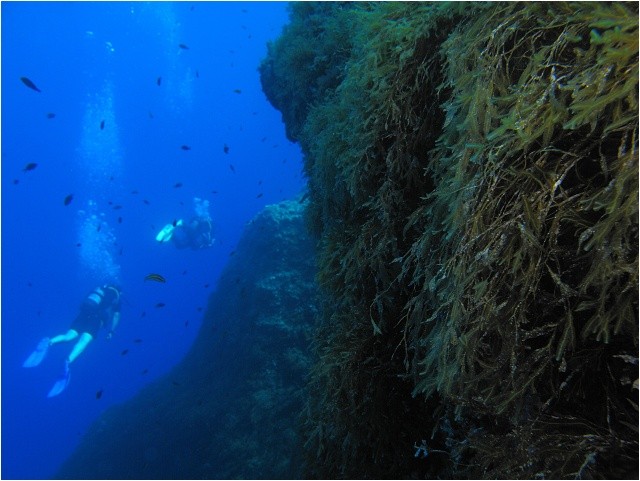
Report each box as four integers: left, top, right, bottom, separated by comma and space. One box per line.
56, 199, 319, 480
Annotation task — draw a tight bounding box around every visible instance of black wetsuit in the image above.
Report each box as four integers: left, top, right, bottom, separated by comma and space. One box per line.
70, 286, 121, 338
172, 217, 213, 250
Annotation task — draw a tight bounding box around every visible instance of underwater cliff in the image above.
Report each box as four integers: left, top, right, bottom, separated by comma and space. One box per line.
260, 2, 638, 479
56, 200, 318, 479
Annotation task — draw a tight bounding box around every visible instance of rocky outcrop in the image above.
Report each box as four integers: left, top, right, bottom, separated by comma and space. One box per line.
56, 199, 318, 479
261, 3, 638, 479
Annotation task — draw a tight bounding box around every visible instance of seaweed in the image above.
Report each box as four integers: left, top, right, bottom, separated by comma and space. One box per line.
259, 2, 355, 142
261, 1, 638, 478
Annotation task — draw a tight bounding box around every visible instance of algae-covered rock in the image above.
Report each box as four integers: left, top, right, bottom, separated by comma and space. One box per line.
261, 2, 638, 479
259, 2, 353, 142
56, 199, 318, 479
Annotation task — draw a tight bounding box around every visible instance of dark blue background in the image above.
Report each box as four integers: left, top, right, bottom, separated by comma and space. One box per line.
1, 2, 303, 478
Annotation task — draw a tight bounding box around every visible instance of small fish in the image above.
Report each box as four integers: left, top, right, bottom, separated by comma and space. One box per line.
256, 193, 263, 198
172, 381, 180, 386
145, 273, 166, 283
46, 113, 56, 119
184, 320, 189, 327
223, 144, 229, 154
96, 389, 103, 399
131, 190, 139, 194
181, 145, 191, 151
229, 164, 235, 173
156, 302, 165, 308
233, 89, 241, 94
140, 311, 146, 318
178, 43, 189, 49
121, 349, 129, 356
97, 224, 102, 232
100, 119, 105, 130
141, 369, 149, 375
112, 205, 123, 210
64, 194, 74, 206
76, 243, 82, 247
204, 283, 210, 288
182, 270, 188, 275
211, 190, 218, 194
20, 77, 41, 92
13, 179, 19, 185
133, 339, 143, 343
195, 70, 199, 78
119, 247, 123, 255
148, 111, 154, 119
230, 250, 236, 256
172, 219, 178, 227
156, 76, 162, 86
143, 199, 150, 205
118, 216, 122, 224
23, 162, 38, 172
173, 182, 183, 188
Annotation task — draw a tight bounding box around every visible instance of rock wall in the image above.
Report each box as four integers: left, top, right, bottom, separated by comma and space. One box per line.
260, 3, 638, 478
56, 199, 318, 479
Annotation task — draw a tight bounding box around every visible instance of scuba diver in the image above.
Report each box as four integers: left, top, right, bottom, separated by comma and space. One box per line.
23, 284, 122, 398
156, 217, 214, 249
156, 197, 215, 250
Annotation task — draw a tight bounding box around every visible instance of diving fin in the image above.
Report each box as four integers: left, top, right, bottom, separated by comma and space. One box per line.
47, 361, 70, 398
155, 223, 176, 242
23, 337, 50, 368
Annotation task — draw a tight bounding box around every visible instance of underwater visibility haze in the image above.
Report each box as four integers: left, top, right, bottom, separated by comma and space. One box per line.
2, 2, 304, 478
3, 1, 639, 480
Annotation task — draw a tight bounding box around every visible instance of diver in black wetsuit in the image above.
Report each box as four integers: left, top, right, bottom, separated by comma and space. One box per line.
156, 197, 214, 250
171, 217, 214, 250
156, 216, 214, 250
23, 285, 122, 397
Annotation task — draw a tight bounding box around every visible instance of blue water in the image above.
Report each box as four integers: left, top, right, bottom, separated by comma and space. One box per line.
1, 2, 303, 478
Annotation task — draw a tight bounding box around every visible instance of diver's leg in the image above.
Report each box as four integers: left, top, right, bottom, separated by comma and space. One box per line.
67, 332, 93, 364
50, 329, 79, 345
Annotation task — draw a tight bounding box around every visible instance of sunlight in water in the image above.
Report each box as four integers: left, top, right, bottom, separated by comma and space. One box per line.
135, 1, 194, 114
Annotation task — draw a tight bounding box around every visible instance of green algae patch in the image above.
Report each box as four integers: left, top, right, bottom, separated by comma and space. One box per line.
261, 2, 638, 478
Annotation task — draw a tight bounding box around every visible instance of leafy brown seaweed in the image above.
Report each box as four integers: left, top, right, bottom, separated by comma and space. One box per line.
261, 1, 638, 478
